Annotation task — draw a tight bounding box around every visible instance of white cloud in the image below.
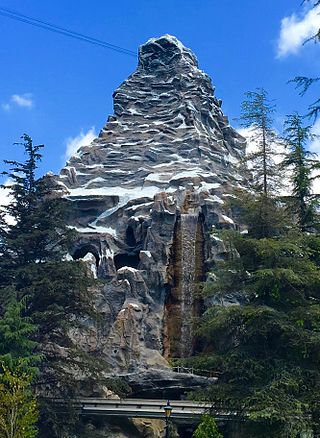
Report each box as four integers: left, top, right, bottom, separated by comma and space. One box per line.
11, 93, 33, 108
277, 5, 320, 57
64, 127, 96, 162
1, 93, 34, 111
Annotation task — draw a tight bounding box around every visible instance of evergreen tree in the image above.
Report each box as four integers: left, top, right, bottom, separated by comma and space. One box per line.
230, 189, 290, 239
282, 113, 320, 231
240, 89, 281, 195
0, 210, 6, 236
293, 75, 320, 120
187, 207, 320, 436
0, 135, 102, 436
0, 296, 40, 375
192, 303, 320, 437
205, 231, 320, 309
0, 135, 72, 278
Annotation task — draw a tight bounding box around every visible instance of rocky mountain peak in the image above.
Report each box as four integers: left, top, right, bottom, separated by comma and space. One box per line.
59, 35, 245, 206
138, 34, 198, 70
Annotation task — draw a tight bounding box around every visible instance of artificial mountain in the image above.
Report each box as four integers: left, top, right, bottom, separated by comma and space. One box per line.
57, 34, 245, 435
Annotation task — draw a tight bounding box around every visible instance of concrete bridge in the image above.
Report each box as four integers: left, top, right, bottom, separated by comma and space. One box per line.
77, 398, 239, 421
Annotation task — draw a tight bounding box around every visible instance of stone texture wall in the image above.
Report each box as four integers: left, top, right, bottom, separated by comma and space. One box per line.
56, 35, 245, 407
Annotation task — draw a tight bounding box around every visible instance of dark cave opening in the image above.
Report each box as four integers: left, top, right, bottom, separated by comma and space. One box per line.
114, 252, 140, 270
125, 226, 137, 247
72, 245, 100, 268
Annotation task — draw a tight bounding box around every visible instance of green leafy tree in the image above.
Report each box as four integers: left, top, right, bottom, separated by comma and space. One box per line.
0, 362, 38, 438
282, 113, 320, 231
240, 88, 281, 195
193, 415, 223, 438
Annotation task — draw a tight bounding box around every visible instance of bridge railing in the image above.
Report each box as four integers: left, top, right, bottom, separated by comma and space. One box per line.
76, 398, 241, 420
171, 365, 220, 378
48, 398, 246, 421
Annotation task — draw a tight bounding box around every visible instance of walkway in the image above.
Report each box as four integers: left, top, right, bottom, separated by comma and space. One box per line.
78, 398, 239, 421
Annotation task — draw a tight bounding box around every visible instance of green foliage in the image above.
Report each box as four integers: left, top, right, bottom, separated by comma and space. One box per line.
0, 135, 75, 282
190, 304, 320, 436
0, 135, 103, 437
240, 89, 275, 130
230, 190, 291, 238
240, 88, 282, 195
0, 296, 40, 376
282, 113, 320, 231
205, 231, 320, 308
0, 362, 38, 438
193, 415, 223, 438
189, 188, 320, 436
0, 210, 6, 236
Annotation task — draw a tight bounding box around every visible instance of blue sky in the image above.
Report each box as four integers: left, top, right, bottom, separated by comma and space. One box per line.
0, 0, 319, 180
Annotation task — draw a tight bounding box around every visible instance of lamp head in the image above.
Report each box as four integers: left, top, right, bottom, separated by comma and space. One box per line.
164, 400, 172, 418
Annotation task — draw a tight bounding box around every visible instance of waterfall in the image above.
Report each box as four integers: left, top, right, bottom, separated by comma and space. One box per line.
180, 213, 199, 357
164, 209, 205, 360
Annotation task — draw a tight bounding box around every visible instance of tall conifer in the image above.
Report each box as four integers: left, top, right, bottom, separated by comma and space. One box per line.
240, 89, 281, 195
0, 135, 101, 436
282, 113, 320, 231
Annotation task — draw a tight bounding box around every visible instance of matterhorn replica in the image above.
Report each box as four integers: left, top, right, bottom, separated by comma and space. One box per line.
58, 35, 244, 401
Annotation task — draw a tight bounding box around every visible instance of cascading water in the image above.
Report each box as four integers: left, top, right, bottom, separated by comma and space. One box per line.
164, 206, 205, 359
180, 213, 199, 357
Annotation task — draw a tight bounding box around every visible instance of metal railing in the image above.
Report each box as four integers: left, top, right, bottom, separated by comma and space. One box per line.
172, 365, 220, 378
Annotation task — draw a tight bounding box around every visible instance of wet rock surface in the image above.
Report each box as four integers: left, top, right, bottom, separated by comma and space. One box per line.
57, 35, 245, 399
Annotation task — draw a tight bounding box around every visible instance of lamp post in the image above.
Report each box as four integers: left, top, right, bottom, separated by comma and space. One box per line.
163, 400, 172, 438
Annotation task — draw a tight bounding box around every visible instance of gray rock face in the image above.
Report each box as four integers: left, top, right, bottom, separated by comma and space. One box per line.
57, 35, 245, 389
60, 35, 244, 198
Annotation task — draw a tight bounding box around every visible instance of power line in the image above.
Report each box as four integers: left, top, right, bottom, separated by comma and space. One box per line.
0, 6, 136, 57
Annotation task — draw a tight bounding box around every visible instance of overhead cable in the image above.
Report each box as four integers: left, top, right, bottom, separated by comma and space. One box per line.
0, 6, 136, 57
